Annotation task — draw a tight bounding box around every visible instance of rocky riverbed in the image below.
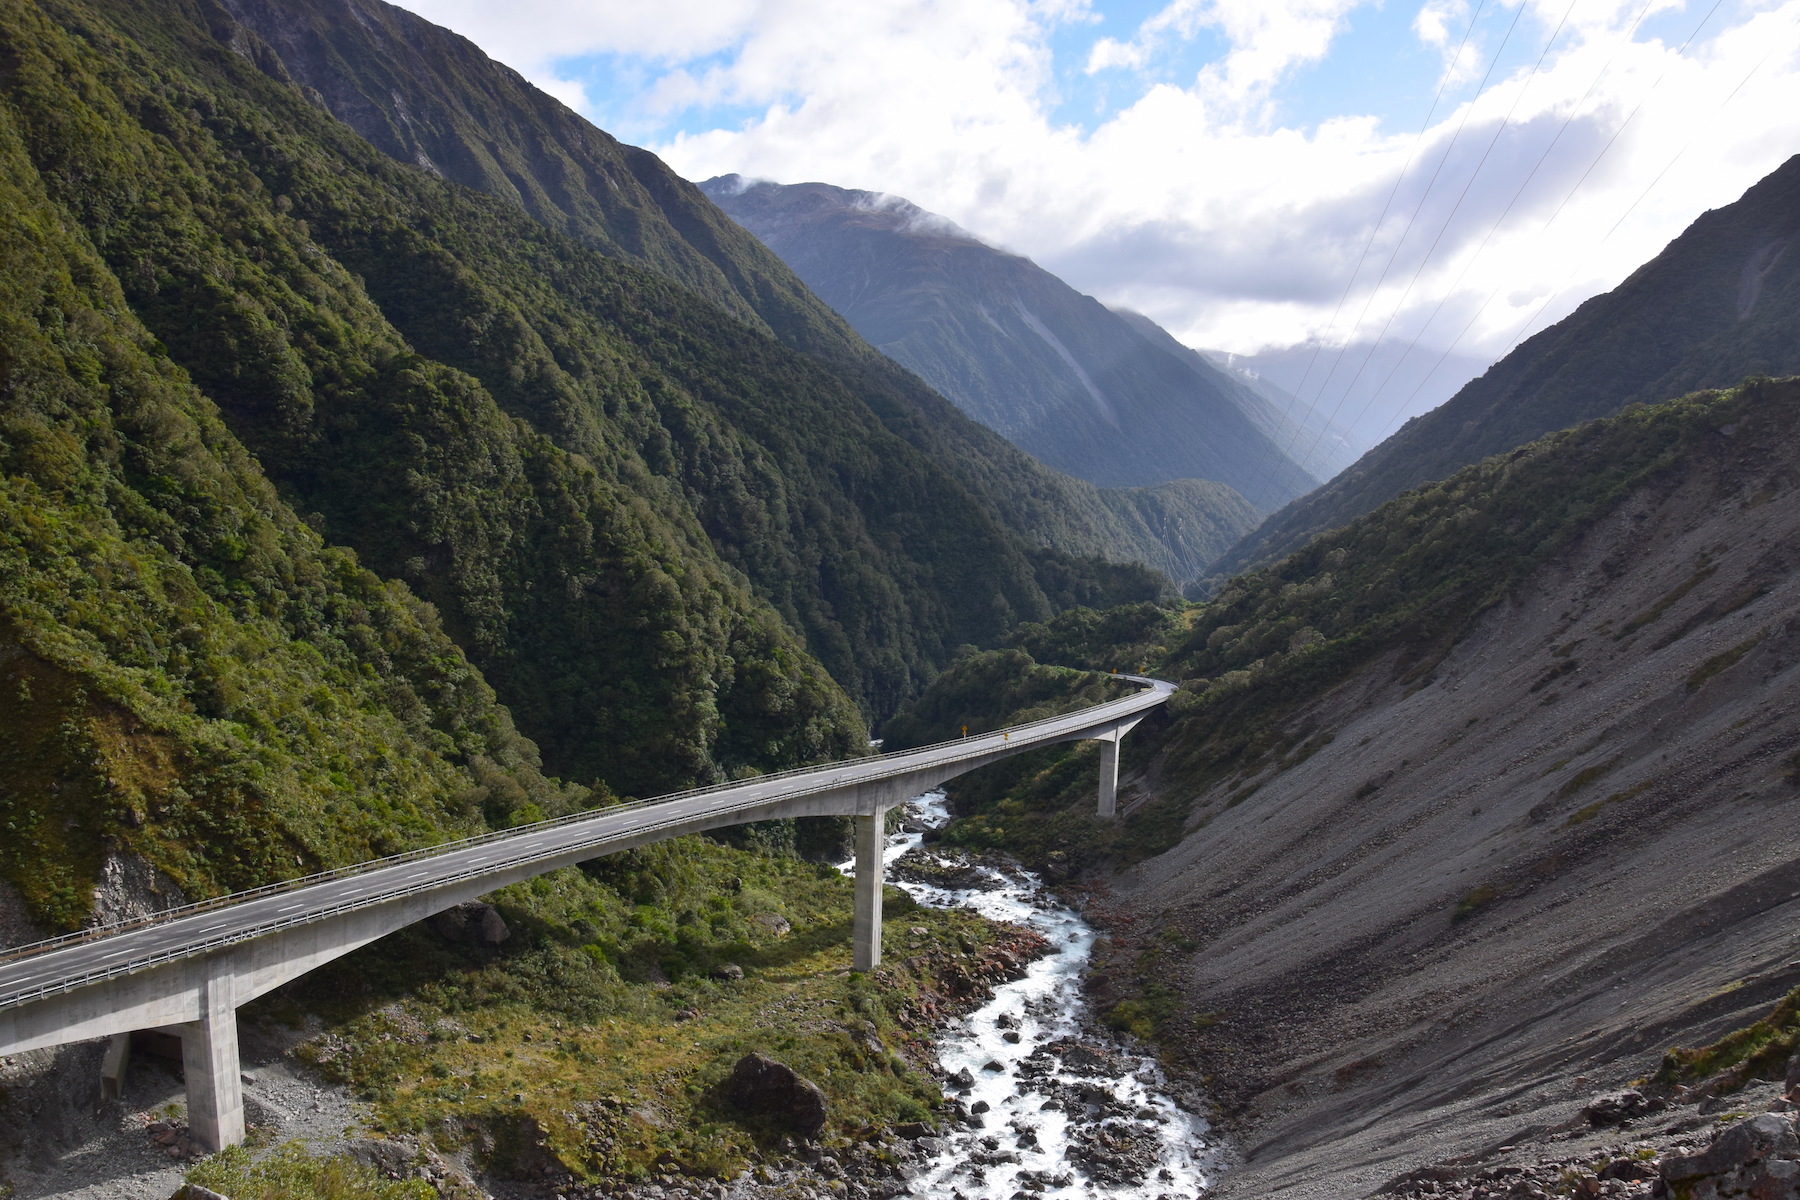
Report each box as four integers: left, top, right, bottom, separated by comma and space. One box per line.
844, 791, 1215, 1200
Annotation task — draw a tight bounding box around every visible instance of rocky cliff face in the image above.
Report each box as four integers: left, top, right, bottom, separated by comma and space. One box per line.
700, 176, 1322, 515
1099, 386, 1800, 1195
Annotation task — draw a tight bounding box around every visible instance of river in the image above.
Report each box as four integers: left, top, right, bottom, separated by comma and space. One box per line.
840, 791, 1216, 1200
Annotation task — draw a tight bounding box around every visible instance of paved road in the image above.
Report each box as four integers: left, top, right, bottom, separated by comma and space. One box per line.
0, 675, 1172, 1012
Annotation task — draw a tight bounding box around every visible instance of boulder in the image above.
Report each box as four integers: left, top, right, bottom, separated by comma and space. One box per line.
171, 1187, 231, 1200
1597, 1157, 1658, 1182
725, 1053, 827, 1139
428, 901, 509, 946
713, 963, 745, 981
749, 913, 792, 939
1657, 1112, 1800, 1199
479, 905, 510, 945
347, 1137, 417, 1178
1786, 1050, 1800, 1102
1582, 1090, 1656, 1126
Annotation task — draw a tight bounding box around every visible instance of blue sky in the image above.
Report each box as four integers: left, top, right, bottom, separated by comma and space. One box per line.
398, 0, 1800, 444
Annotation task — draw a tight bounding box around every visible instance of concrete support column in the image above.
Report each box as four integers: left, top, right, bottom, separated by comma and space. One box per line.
100, 1032, 131, 1100
1097, 734, 1122, 818
179, 955, 243, 1152
852, 811, 886, 971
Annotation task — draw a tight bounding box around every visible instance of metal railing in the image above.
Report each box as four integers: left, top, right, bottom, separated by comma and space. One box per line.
0, 674, 1168, 1006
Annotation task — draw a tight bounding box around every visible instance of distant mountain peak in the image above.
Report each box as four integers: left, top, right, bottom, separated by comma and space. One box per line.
703, 175, 984, 245
701, 174, 1325, 519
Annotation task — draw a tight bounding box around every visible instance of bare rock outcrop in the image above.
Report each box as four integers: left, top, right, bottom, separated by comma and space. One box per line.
90, 851, 187, 928
1654, 1112, 1800, 1199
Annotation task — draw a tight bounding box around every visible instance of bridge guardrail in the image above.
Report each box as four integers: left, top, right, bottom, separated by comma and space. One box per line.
0, 673, 1167, 980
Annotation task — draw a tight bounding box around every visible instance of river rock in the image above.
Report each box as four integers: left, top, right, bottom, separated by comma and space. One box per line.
1050, 1039, 1131, 1077
1656, 1112, 1800, 1199
726, 1053, 827, 1139
888, 850, 999, 891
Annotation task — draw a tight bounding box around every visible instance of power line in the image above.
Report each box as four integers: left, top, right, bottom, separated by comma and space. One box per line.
1361, 0, 1761, 446
1296, 0, 1584, 470
1253, 0, 1492, 496
1281, 0, 1532, 468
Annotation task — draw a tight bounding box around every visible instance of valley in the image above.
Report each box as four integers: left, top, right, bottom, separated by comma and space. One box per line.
2, 0, 1799, 1197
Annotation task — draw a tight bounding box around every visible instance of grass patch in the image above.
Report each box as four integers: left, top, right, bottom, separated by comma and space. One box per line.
1686, 631, 1767, 691
1619, 561, 1718, 637
1452, 884, 1499, 922
188, 1143, 433, 1199
1564, 780, 1652, 826
1555, 756, 1622, 801
1655, 985, 1800, 1089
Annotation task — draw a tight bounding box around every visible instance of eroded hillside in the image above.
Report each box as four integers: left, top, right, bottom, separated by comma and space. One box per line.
898, 380, 1800, 1195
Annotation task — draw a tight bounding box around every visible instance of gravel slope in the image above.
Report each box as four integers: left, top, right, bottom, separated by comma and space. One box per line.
1102, 424, 1800, 1196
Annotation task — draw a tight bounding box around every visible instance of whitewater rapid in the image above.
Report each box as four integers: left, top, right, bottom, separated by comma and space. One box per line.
839, 791, 1215, 1200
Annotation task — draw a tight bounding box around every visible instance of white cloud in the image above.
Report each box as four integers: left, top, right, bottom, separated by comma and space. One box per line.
393, 0, 1800, 436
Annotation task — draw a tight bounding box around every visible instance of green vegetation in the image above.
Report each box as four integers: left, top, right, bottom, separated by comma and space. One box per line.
0, 0, 1182, 931
189, 1143, 434, 1200
1452, 885, 1500, 922
252, 835, 1016, 1181
1655, 985, 1800, 1090
1686, 631, 1767, 691
1565, 780, 1653, 827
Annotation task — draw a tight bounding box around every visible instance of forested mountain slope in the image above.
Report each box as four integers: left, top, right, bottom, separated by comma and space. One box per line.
0, 2, 1101, 1177
700, 175, 1314, 514
0, 7, 599, 931
0, 0, 1198, 819
892, 378, 1800, 1196
1215, 153, 1800, 577
204, 0, 1235, 585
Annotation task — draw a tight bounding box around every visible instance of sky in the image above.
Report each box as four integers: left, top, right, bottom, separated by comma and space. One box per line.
392, 0, 1800, 446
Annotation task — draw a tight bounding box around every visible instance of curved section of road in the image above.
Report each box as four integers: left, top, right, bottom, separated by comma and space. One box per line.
0, 674, 1173, 1015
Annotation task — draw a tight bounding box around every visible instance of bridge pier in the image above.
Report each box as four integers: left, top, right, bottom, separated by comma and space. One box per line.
1097, 736, 1121, 818
1094, 717, 1147, 818
179, 954, 244, 1152
852, 812, 886, 971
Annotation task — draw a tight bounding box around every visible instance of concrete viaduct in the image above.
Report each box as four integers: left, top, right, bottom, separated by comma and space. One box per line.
0, 674, 1171, 1154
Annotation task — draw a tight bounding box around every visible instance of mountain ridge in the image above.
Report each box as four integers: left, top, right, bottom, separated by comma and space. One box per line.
207, 0, 1238, 586
1213, 152, 1800, 579
698, 174, 1319, 515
